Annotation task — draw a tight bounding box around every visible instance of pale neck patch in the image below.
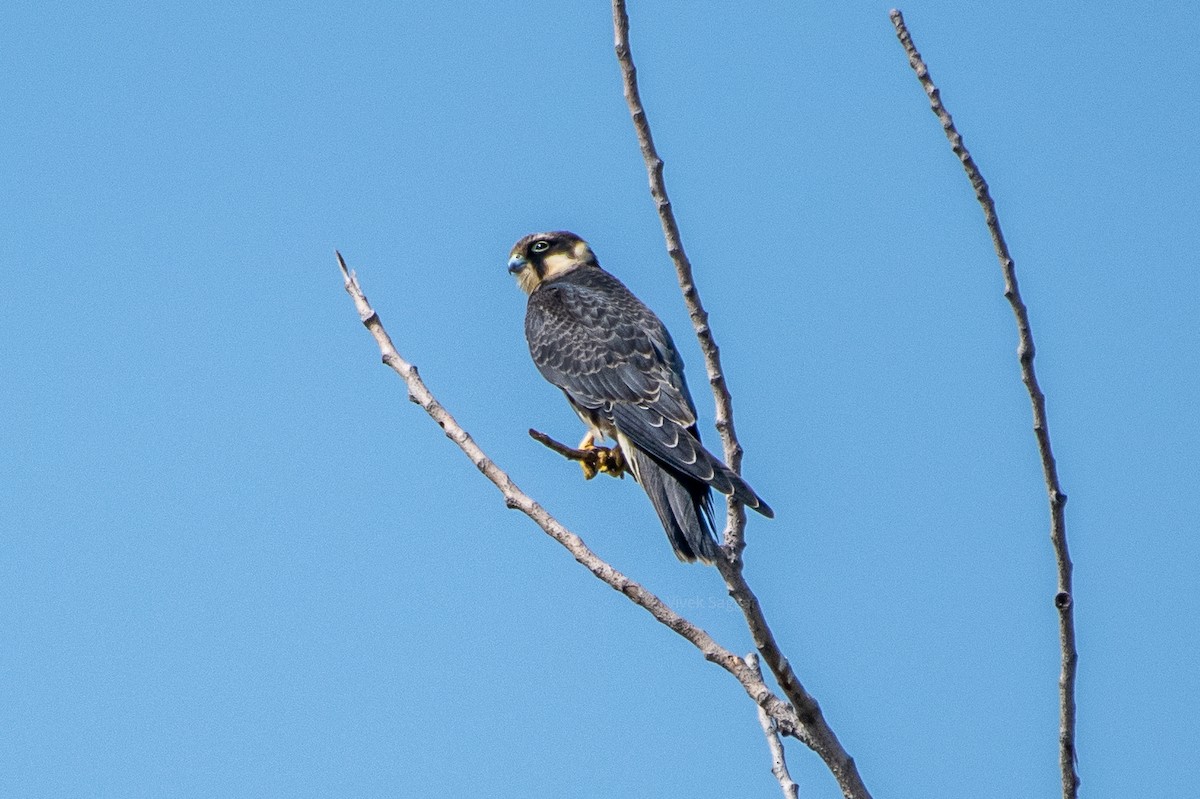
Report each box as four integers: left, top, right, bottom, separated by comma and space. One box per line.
543, 240, 596, 279
515, 265, 541, 294
539, 251, 582, 281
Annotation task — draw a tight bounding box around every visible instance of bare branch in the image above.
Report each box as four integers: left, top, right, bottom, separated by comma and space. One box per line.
609, 0, 748, 553
335, 250, 799, 736
610, 7, 873, 799
747, 654, 801, 799
888, 10, 1079, 799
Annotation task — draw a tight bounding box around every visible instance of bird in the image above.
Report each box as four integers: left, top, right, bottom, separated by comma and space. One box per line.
508, 231, 773, 564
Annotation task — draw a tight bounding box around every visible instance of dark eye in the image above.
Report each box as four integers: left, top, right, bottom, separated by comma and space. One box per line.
531, 240, 550, 253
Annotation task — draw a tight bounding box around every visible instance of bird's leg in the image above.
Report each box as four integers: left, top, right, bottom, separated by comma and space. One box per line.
577, 432, 601, 480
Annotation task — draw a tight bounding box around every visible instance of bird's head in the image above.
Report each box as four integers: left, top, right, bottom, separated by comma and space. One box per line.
507, 231, 597, 294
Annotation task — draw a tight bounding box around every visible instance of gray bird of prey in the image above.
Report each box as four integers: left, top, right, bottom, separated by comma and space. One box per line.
508, 231, 773, 564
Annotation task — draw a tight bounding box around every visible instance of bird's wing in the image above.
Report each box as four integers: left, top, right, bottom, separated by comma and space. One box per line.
527, 275, 693, 419
527, 273, 735, 488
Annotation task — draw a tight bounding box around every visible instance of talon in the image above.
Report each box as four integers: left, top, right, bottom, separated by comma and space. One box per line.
580, 455, 600, 480
597, 443, 627, 478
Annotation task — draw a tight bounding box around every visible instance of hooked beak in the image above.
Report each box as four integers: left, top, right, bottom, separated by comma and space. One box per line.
507, 254, 528, 274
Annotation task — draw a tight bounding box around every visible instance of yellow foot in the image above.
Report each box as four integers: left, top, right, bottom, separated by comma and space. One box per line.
576, 435, 626, 480
596, 443, 626, 478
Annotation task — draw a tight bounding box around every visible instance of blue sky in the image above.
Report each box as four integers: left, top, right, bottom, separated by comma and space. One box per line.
3, 2, 1198, 797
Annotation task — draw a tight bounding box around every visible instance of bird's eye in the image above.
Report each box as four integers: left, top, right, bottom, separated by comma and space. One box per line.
531, 241, 551, 253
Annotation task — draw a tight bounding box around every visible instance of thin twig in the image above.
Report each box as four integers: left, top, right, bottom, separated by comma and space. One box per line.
336, 250, 799, 735
528, 428, 627, 478
747, 654, 801, 799
611, 6, 873, 799
527, 428, 587, 461
888, 10, 1079, 799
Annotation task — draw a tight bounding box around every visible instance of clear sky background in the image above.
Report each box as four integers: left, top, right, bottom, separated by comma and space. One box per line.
3, 2, 1197, 797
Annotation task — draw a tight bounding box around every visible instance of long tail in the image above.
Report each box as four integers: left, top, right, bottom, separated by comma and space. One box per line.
623, 442, 722, 564
610, 407, 774, 519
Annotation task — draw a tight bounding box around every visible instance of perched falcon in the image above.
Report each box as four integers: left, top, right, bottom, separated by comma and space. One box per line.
508, 231, 773, 564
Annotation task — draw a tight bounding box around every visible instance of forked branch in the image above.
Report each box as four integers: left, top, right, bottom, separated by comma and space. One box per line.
889, 10, 1079, 799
